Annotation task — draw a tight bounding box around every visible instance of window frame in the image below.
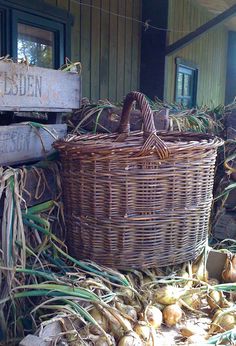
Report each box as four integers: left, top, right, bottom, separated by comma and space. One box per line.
0, 0, 72, 68
12, 10, 65, 68
175, 57, 198, 108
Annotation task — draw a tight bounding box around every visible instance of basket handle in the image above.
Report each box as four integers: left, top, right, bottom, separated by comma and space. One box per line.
117, 91, 170, 159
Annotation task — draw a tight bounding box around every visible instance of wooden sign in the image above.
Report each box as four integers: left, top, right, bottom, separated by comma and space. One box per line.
0, 61, 81, 112
0, 123, 67, 166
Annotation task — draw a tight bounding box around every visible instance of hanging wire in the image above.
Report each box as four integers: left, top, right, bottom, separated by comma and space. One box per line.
70, 0, 192, 34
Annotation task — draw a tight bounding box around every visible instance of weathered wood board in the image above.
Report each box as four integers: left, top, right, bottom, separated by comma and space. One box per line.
0, 124, 66, 166
0, 61, 81, 112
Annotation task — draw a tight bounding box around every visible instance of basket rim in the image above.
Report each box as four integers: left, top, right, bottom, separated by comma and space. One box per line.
53, 130, 224, 155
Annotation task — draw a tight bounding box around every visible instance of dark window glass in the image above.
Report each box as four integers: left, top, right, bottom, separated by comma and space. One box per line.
175, 60, 198, 108
17, 23, 55, 68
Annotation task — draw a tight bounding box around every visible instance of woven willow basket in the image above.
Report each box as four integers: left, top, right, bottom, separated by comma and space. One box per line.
54, 91, 223, 269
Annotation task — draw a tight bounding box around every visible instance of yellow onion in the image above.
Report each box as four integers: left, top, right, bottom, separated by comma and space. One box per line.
207, 290, 223, 310
210, 312, 236, 334
119, 287, 134, 301
181, 293, 201, 310
118, 331, 142, 346
116, 302, 138, 321
154, 285, 186, 305
192, 254, 208, 282
177, 263, 190, 284
102, 306, 132, 340
145, 305, 163, 329
163, 304, 183, 327
222, 254, 236, 283
134, 321, 152, 343
89, 308, 109, 335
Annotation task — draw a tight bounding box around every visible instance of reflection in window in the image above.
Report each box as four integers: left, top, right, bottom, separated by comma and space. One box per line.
17, 23, 54, 68
175, 60, 198, 108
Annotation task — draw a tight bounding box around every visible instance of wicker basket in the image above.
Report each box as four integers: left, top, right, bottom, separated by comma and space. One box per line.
54, 91, 223, 269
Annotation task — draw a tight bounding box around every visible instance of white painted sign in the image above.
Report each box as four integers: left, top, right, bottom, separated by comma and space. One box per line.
0, 124, 67, 165
0, 61, 81, 112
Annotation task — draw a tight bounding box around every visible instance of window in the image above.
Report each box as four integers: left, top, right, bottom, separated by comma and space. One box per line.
175, 58, 198, 108
17, 23, 55, 68
0, 0, 72, 69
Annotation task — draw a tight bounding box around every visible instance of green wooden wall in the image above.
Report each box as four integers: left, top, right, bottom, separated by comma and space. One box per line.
165, 0, 228, 106
45, 0, 141, 102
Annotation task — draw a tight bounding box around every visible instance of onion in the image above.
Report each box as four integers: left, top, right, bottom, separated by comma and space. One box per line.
134, 321, 152, 343
118, 331, 142, 346
210, 312, 236, 334
181, 293, 201, 310
90, 308, 109, 335
145, 305, 163, 329
102, 307, 132, 340
119, 287, 134, 301
222, 254, 236, 283
116, 302, 138, 321
192, 254, 208, 282
207, 290, 222, 310
163, 304, 183, 327
154, 285, 186, 305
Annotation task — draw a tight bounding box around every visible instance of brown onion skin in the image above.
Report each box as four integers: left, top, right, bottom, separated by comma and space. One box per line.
163, 304, 183, 327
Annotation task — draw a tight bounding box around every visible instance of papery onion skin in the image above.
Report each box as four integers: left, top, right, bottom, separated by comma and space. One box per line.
181, 293, 201, 310
163, 304, 183, 327
211, 313, 236, 333
134, 321, 151, 342
222, 254, 236, 283
89, 308, 109, 335
145, 305, 163, 329
154, 285, 185, 305
118, 332, 143, 346
116, 302, 138, 321
207, 290, 222, 310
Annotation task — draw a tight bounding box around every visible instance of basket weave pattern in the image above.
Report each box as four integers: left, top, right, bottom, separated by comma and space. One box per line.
54, 92, 223, 269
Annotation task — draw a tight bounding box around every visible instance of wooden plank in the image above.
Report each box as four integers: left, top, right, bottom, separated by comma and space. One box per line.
57, 0, 69, 10
140, 0, 168, 99
44, 0, 57, 6
0, 124, 67, 166
80, 0, 91, 98
131, 0, 141, 91
225, 31, 236, 104
116, 0, 126, 101
166, 4, 236, 55
108, 0, 118, 101
100, 0, 110, 99
124, 0, 133, 95
0, 61, 81, 112
71, 0, 81, 62
91, 0, 101, 101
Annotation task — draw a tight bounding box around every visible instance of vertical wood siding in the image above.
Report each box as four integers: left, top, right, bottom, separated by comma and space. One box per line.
165, 0, 228, 106
45, 0, 141, 102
